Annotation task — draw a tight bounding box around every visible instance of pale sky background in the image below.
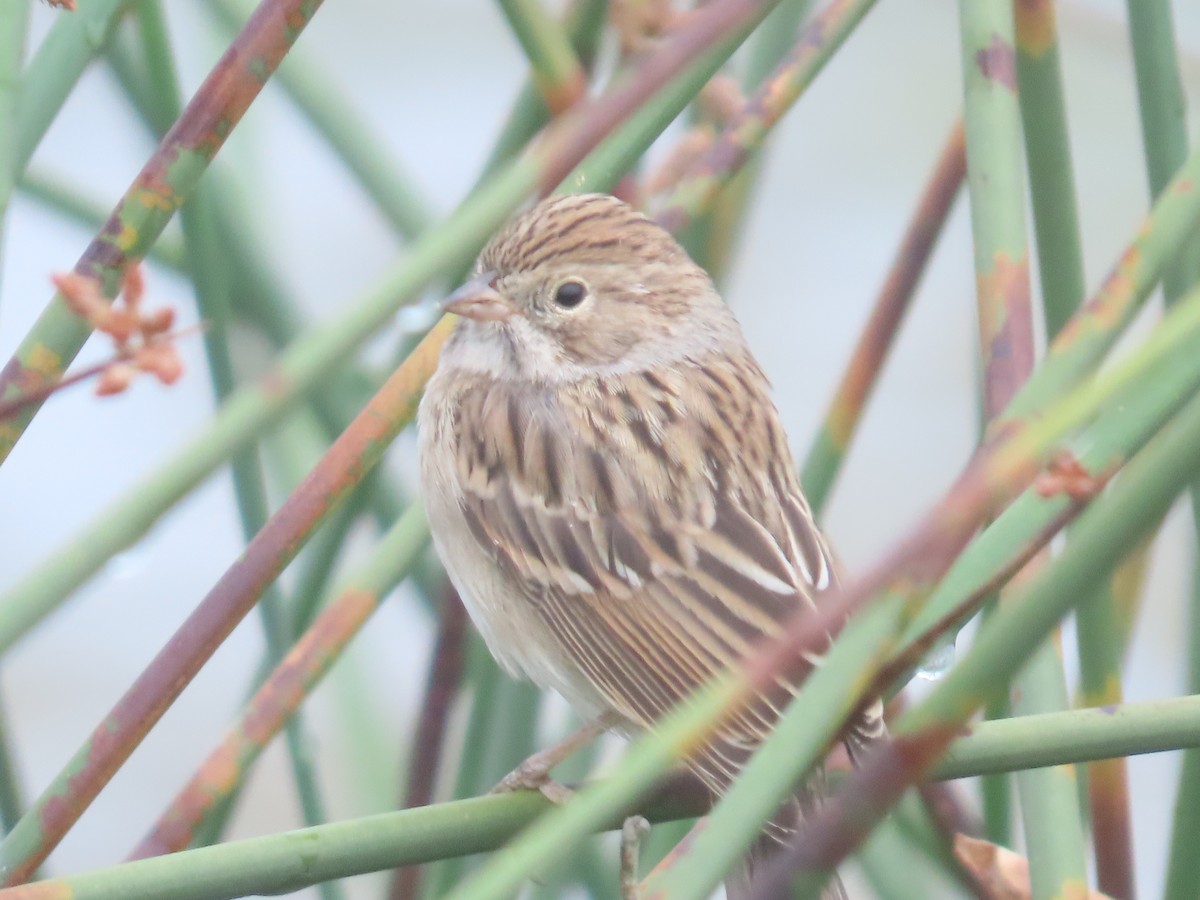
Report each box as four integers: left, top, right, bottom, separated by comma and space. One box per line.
2, 1, 1199, 897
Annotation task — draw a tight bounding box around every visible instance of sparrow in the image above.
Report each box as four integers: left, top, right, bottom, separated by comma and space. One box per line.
418, 193, 882, 895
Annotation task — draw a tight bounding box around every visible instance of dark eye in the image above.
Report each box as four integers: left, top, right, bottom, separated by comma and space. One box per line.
553, 280, 587, 309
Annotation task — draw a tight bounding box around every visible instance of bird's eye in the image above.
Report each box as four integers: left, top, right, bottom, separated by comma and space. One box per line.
553, 280, 588, 309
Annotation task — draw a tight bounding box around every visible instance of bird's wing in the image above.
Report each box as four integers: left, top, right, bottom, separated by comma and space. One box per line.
451, 357, 883, 792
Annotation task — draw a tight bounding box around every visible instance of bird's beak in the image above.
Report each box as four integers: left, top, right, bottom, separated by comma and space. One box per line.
442, 272, 513, 322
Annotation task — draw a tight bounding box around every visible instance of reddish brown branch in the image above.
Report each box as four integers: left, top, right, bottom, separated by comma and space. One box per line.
388, 585, 469, 900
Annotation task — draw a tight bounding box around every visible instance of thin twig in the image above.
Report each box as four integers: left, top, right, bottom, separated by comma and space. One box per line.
801, 117, 967, 513
0, 324, 203, 421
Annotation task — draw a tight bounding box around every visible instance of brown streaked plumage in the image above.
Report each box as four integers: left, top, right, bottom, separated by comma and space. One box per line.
418, 193, 882, 893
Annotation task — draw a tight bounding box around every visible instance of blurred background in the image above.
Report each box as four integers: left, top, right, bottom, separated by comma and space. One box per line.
1, 0, 1199, 896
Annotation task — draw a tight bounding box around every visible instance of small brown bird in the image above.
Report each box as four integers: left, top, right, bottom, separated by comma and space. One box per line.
418, 193, 881, 895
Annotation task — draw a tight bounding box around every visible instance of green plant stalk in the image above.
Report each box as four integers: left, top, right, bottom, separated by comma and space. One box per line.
1017, 5, 1131, 892
497, 0, 587, 114
959, 0, 1032, 426
1127, 0, 1200, 301
7, 694, 1200, 900
1008, 632, 1089, 895
986, 2, 1090, 892
1021, 0, 1137, 868
467, 0, 609, 191
980, 694, 1012, 845
776, 382, 1200, 897
0, 0, 328, 464
888, 790, 971, 892
0, 700, 24, 837
1015, 1, 1086, 338
14, 0, 135, 173
856, 817, 945, 900
204, 0, 433, 239
0, 0, 29, 301
0, 0, 30, 836
937, 695, 1200, 777
961, 3, 1087, 888
1126, 6, 1200, 897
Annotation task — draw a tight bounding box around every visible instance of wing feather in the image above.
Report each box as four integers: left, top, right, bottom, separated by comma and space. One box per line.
445, 355, 881, 797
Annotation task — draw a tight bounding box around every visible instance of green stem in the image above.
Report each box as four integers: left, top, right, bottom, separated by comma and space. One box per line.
467, 0, 610, 193
0, 0, 29, 300
8, 695, 1200, 900
497, 0, 587, 113
960, 2, 1087, 889
1015, 1, 1085, 339
0, 699, 24, 836
857, 817, 945, 900
0, 0, 31, 839
1125, 7, 1200, 900
1127, 0, 1200, 301
1018, 0, 1132, 879
980, 694, 1012, 845
15, 0, 134, 173
1008, 2, 1096, 893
